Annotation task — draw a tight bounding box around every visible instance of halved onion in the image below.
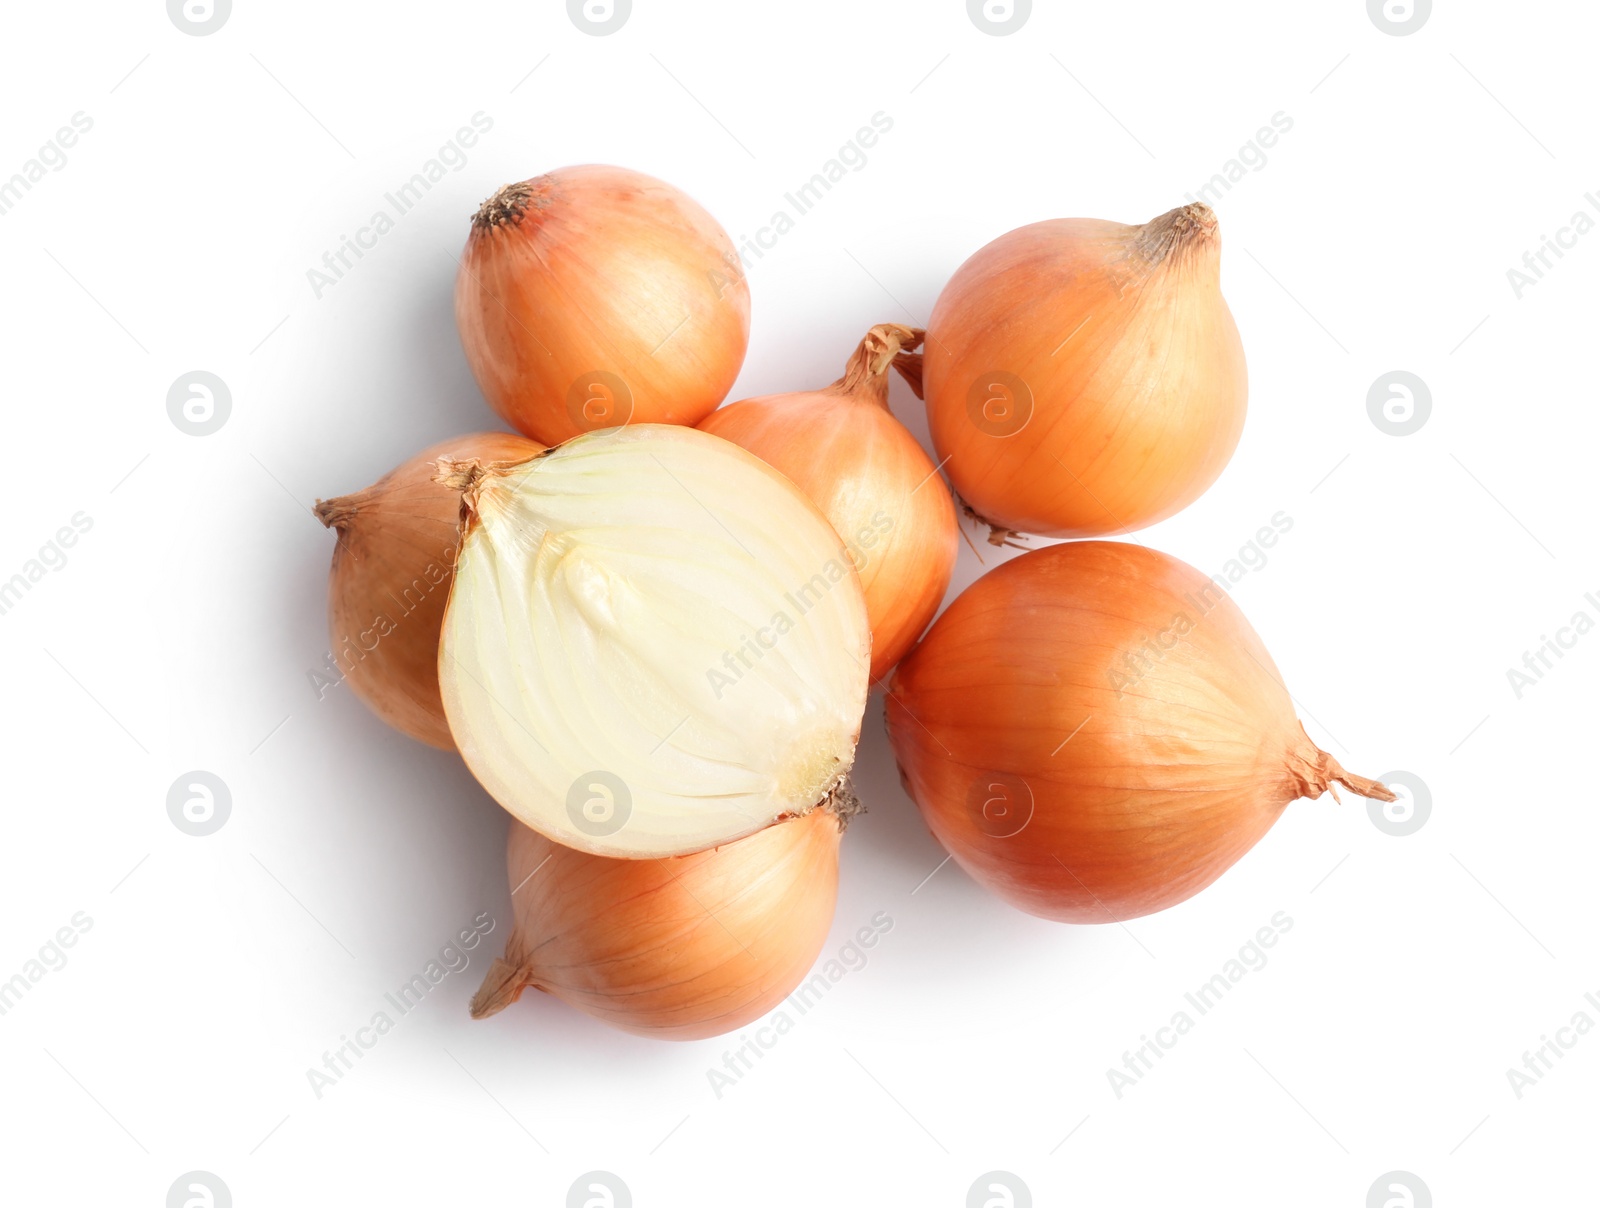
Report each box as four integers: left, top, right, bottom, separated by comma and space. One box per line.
437, 425, 872, 859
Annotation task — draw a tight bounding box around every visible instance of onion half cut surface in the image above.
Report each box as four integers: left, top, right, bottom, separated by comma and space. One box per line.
438, 424, 872, 858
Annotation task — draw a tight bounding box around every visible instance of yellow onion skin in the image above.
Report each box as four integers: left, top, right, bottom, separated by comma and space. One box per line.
455, 165, 751, 445
922, 204, 1247, 539
471, 811, 841, 1040
315, 432, 541, 749
700, 324, 958, 681
885, 541, 1392, 922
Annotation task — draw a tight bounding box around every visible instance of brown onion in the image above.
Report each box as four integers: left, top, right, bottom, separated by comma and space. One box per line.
471, 806, 847, 1039
885, 540, 1392, 922
314, 431, 541, 748
455, 164, 751, 445
699, 324, 958, 680
919, 204, 1247, 540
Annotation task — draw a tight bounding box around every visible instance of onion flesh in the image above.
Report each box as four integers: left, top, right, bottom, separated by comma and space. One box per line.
437, 424, 871, 859
885, 540, 1393, 922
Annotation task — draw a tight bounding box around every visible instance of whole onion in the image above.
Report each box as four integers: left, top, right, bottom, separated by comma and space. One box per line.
885, 540, 1392, 921
455, 164, 751, 445
315, 431, 541, 748
472, 808, 844, 1040
920, 204, 1247, 540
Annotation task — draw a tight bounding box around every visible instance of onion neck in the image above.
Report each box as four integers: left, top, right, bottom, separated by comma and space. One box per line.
1129, 203, 1221, 282
433, 454, 546, 531
470, 957, 536, 1019
1284, 724, 1397, 803
313, 494, 360, 530
832, 323, 923, 409
471, 178, 549, 233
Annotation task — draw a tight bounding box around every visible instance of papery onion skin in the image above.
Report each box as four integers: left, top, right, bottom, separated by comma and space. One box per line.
314, 431, 542, 749
921, 204, 1247, 539
437, 424, 872, 859
885, 541, 1393, 922
455, 164, 751, 445
471, 809, 841, 1040
700, 324, 958, 681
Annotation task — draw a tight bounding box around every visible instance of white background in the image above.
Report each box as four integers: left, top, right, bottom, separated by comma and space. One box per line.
1, 1, 1593, 1204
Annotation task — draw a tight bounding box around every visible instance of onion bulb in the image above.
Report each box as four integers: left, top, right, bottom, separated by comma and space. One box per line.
437, 424, 871, 859
700, 324, 958, 680
920, 204, 1247, 540
455, 164, 751, 445
885, 540, 1393, 922
314, 431, 541, 748
471, 805, 847, 1039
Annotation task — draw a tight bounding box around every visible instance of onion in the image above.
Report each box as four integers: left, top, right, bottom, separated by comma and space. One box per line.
699, 324, 958, 680
920, 204, 1247, 540
454, 165, 751, 445
436, 424, 871, 859
885, 540, 1393, 921
314, 431, 541, 748
471, 805, 848, 1039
